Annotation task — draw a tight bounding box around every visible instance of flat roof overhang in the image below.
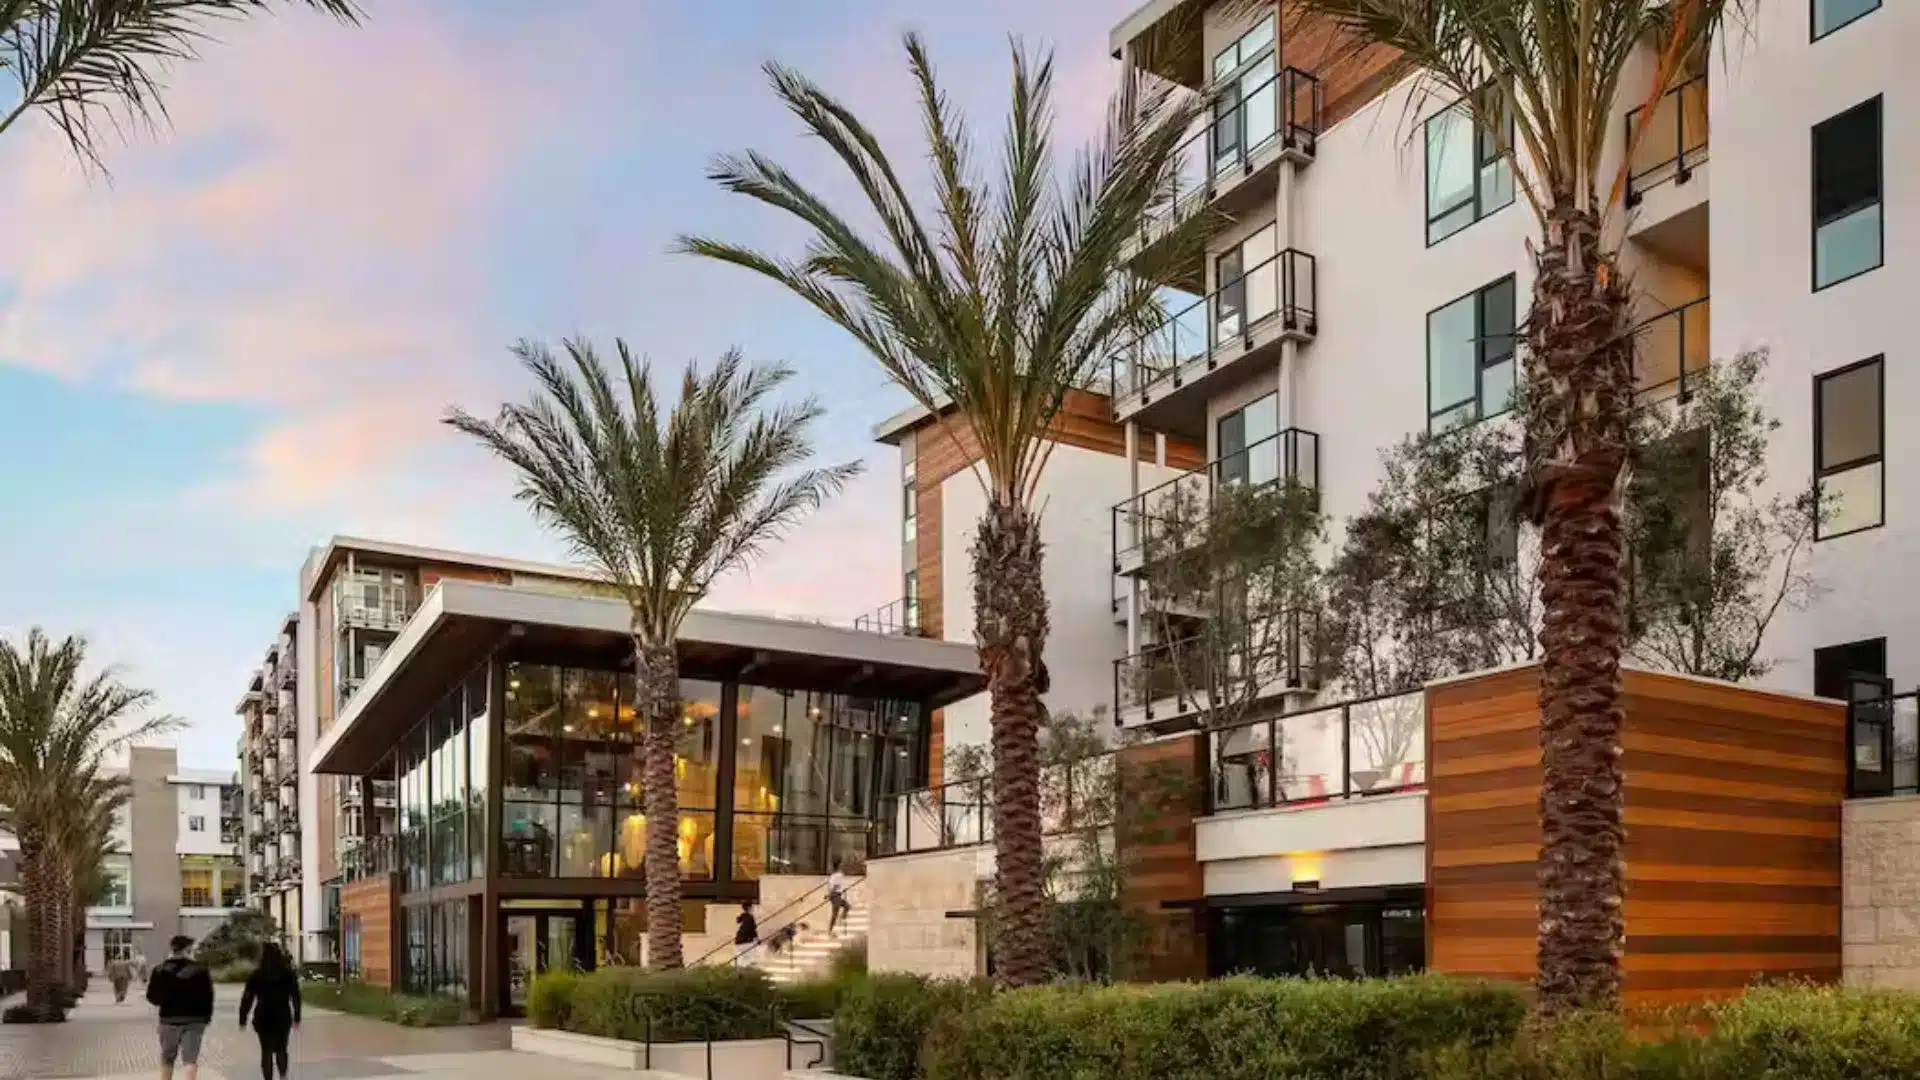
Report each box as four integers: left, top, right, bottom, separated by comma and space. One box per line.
311, 579, 985, 776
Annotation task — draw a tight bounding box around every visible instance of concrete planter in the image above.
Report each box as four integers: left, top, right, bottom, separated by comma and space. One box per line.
511, 1026, 794, 1079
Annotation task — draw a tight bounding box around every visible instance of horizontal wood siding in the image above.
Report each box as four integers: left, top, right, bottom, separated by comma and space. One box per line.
1426, 665, 1846, 1007
342, 873, 400, 989
1119, 734, 1206, 981
1284, 13, 1401, 129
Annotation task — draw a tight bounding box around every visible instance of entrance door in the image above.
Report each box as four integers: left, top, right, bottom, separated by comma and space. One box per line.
502, 911, 585, 1015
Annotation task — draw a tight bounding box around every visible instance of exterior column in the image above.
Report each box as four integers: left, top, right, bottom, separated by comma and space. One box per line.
1124, 421, 1142, 657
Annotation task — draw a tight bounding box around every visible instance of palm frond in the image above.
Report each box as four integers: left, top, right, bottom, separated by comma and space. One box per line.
677, 33, 1208, 508
0, 0, 362, 171
447, 340, 862, 642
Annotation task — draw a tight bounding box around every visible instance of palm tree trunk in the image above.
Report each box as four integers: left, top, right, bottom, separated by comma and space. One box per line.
635, 636, 685, 970
973, 499, 1050, 986
20, 834, 59, 1013
1528, 204, 1634, 1015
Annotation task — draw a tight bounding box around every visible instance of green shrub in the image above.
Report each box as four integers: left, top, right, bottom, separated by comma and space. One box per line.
1706, 983, 1920, 1080
921, 974, 1525, 1080
565, 965, 782, 1042
304, 980, 476, 1027
781, 969, 868, 1021
211, 961, 255, 984
832, 938, 868, 979
837, 973, 991, 1080
528, 969, 582, 1030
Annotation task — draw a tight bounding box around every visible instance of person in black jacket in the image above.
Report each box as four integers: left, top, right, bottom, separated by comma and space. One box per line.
146, 935, 214, 1080
238, 943, 302, 1080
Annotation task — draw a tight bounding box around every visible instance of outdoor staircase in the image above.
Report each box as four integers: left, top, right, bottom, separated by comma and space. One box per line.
756, 904, 869, 985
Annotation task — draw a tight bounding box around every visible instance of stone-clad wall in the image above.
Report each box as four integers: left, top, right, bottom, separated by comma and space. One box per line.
1844, 795, 1920, 988
865, 847, 984, 978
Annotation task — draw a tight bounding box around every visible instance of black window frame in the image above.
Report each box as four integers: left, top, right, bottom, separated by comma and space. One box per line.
1812, 0, 1880, 41
1811, 95, 1884, 293
1425, 274, 1519, 433
1813, 354, 1886, 540
1425, 90, 1516, 247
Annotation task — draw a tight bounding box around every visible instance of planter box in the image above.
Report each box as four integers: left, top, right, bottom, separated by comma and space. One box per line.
512, 1026, 794, 1079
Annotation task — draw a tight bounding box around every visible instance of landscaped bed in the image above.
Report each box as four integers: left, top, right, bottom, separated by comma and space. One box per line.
304, 979, 477, 1026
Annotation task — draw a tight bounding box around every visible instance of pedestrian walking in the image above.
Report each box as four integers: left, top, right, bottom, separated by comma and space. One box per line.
108, 955, 134, 1002
827, 862, 850, 936
146, 935, 214, 1080
239, 943, 302, 1080
733, 902, 759, 967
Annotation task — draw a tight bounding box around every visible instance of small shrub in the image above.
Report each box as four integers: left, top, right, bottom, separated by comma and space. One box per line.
527, 969, 581, 1030
831, 938, 868, 979
781, 971, 858, 1021
566, 965, 782, 1042
304, 980, 476, 1027
1707, 983, 1920, 1080
837, 973, 990, 1080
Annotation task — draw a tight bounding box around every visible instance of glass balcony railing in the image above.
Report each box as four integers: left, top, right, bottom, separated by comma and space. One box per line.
1634, 296, 1710, 402
1207, 689, 1427, 813
1113, 428, 1319, 568
1110, 249, 1317, 404
1149, 66, 1324, 231
873, 752, 1117, 858
1626, 74, 1708, 205
852, 596, 925, 637
1112, 610, 1319, 723
335, 585, 410, 633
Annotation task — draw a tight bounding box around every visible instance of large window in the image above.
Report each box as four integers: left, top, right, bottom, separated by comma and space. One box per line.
1214, 224, 1278, 343
181, 864, 214, 908
1815, 356, 1884, 539
102, 928, 135, 964
1813, 97, 1882, 291
1210, 16, 1278, 175
1427, 276, 1518, 431
371, 663, 483, 893
99, 854, 131, 908
1217, 392, 1279, 486
1208, 898, 1425, 978
1426, 93, 1514, 245
1813, 0, 1878, 39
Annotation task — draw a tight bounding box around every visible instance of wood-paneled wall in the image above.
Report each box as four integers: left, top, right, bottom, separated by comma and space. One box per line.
342, 873, 400, 989
1425, 665, 1845, 1007
1119, 733, 1207, 980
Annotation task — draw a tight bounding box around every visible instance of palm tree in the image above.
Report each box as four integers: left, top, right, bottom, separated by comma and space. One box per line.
2, 0, 362, 169
58, 772, 130, 989
678, 33, 1205, 987
0, 629, 175, 1017
447, 340, 859, 969
1258, 0, 1735, 1011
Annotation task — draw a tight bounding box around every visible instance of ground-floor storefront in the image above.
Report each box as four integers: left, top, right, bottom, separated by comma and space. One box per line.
1205, 886, 1425, 980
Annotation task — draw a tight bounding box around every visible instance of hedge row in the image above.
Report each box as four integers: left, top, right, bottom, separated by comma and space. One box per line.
303, 980, 473, 1027
527, 966, 784, 1042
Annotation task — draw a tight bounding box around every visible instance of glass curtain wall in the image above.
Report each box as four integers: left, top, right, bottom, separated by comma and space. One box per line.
354, 662, 486, 887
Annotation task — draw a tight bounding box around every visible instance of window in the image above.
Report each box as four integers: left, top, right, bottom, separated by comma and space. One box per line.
1214, 224, 1278, 343
1813, 0, 1879, 39
1815, 637, 1886, 700
903, 570, 919, 630
188, 815, 205, 833
1217, 392, 1280, 486
901, 458, 917, 544
1426, 92, 1514, 244
102, 928, 135, 964
190, 785, 206, 800
1210, 16, 1278, 174
1813, 97, 1882, 290
1427, 276, 1518, 431
1815, 356, 1884, 538
100, 854, 131, 908
181, 865, 214, 907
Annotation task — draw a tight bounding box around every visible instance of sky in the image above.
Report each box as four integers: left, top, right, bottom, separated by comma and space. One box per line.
0, 0, 1140, 770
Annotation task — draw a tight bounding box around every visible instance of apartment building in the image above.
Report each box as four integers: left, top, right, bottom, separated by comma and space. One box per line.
864, 0, 1911, 993
86, 748, 244, 971
237, 615, 301, 945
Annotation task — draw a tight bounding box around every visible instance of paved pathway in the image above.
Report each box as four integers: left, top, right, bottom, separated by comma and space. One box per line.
0, 984, 610, 1080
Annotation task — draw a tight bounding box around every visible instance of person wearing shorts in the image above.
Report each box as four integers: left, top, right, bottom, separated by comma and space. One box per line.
147, 934, 214, 1080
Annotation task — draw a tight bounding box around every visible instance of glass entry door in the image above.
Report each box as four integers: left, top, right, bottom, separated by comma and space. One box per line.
502, 909, 585, 1014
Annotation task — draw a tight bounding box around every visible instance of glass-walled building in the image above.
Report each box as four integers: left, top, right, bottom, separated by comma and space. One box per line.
315, 578, 980, 1016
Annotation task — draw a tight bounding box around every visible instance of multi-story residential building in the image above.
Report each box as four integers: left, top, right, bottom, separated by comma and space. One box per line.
85, 748, 244, 971
237, 614, 303, 951
863, 0, 1915, 993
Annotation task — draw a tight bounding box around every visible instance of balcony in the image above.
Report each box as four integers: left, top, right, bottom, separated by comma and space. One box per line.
261, 690, 278, 714
1206, 690, 1427, 813
1634, 296, 1710, 403
279, 767, 296, 789
874, 751, 1114, 857
336, 588, 409, 633
1625, 74, 1709, 261
1112, 428, 1319, 575
1112, 609, 1319, 728
1130, 67, 1323, 289
852, 596, 926, 637
1109, 249, 1316, 431
278, 661, 296, 688
276, 709, 296, 739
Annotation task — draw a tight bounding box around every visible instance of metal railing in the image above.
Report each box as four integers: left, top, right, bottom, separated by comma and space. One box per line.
874, 752, 1118, 858
1112, 428, 1319, 568
276, 710, 297, 738
852, 596, 925, 637
1848, 687, 1919, 798
1150, 66, 1324, 230
1207, 688, 1427, 813
1109, 248, 1317, 404
1113, 609, 1319, 723
1626, 73, 1708, 205
336, 588, 410, 633
1633, 296, 1711, 403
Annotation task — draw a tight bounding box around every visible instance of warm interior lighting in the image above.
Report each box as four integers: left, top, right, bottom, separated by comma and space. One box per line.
771, 725, 782, 734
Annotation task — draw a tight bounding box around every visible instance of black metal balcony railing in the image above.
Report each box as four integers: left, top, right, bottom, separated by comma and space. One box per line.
1626, 73, 1708, 206
1633, 296, 1711, 403
852, 596, 925, 637
873, 753, 1117, 859
1150, 66, 1324, 231
1112, 609, 1319, 723
1112, 428, 1320, 568
1110, 249, 1317, 405
1848, 686, 1919, 799
1207, 688, 1427, 813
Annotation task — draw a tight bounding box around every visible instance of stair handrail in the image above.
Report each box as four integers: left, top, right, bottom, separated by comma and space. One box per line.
703, 876, 869, 972
690, 874, 860, 968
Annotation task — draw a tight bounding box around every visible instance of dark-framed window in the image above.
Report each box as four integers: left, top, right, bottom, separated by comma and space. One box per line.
1813, 0, 1879, 40
1213, 223, 1279, 344
1427, 275, 1518, 431
1210, 14, 1278, 175
1813, 96, 1883, 291
1814, 637, 1886, 700
1426, 91, 1515, 245
1814, 355, 1884, 539
1216, 391, 1279, 486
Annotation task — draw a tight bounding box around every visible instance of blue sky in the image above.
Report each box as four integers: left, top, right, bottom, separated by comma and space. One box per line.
0, 0, 1140, 769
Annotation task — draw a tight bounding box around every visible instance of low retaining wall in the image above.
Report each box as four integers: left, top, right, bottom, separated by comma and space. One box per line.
512, 1026, 793, 1079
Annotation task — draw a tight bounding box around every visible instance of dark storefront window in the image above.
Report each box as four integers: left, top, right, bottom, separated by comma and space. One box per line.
401, 900, 470, 998
1208, 897, 1426, 979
